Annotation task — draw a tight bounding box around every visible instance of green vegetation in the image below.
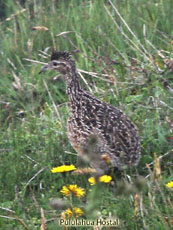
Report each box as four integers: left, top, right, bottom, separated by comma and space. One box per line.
0, 0, 172, 229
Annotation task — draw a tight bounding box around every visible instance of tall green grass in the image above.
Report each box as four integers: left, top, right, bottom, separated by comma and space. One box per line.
0, 0, 172, 229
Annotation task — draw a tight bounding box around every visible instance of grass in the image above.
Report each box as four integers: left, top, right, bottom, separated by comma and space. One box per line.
0, 0, 173, 229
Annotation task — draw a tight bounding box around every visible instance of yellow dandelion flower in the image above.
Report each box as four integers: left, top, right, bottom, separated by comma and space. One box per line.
51, 164, 76, 173
68, 184, 78, 191
88, 177, 96, 185
68, 184, 85, 198
60, 186, 71, 196
60, 185, 85, 198
99, 175, 112, 183
64, 208, 73, 218
74, 187, 85, 197
74, 207, 84, 217
166, 181, 173, 188
88, 175, 112, 185
64, 207, 84, 218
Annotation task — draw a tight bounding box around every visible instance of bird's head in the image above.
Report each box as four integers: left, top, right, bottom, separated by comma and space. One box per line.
39, 51, 75, 74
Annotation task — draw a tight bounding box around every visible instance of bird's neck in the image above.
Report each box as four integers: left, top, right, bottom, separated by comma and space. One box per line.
65, 70, 82, 104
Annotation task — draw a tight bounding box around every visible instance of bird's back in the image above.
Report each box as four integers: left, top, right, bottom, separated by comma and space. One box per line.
68, 89, 141, 169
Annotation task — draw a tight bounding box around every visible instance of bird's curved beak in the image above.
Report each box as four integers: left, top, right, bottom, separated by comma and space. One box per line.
39, 64, 49, 74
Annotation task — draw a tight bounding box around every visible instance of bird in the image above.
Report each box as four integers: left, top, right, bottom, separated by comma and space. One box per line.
39, 51, 141, 170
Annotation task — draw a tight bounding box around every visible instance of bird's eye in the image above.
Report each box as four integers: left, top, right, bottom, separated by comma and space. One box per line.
53, 62, 58, 66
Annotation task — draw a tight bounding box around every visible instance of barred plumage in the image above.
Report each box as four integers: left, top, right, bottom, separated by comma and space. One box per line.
39, 51, 141, 170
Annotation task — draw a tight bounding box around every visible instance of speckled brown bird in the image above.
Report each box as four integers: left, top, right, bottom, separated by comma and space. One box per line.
39, 51, 141, 170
